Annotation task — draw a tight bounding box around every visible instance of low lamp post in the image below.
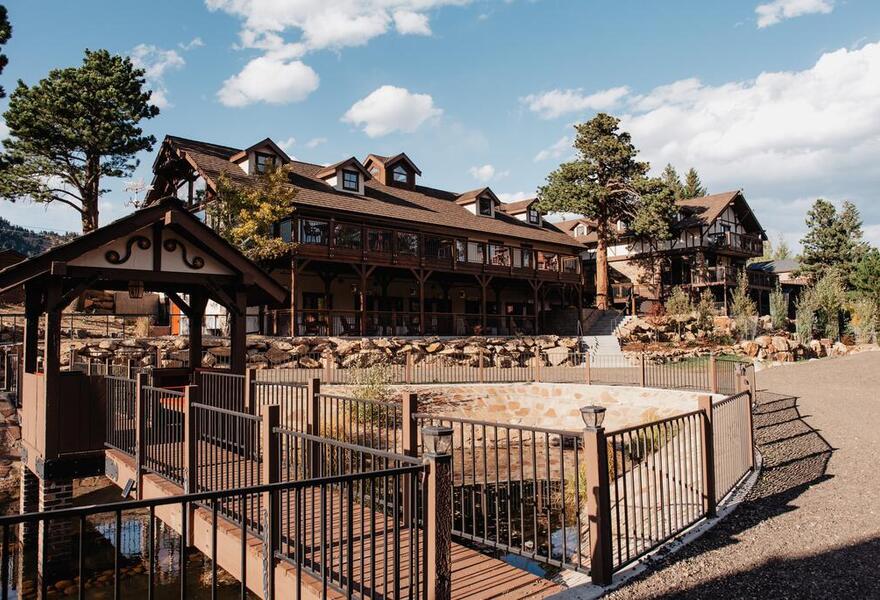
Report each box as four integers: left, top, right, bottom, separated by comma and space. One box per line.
422, 424, 453, 600
580, 405, 606, 431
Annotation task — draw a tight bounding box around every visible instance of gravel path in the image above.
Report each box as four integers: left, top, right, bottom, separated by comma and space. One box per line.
607, 351, 880, 599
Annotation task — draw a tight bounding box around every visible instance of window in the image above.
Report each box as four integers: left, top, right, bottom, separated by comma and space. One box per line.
255, 152, 276, 174
300, 219, 329, 245
527, 207, 539, 225
333, 223, 362, 249
537, 251, 558, 271
425, 236, 453, 260
392, 165, 408, 183
562, 256, 579, 273
342, 169, 359, 191
368, 229, 393, 253
488, 243, 510, 266
468, 241, 485, 264
397, 232, 419, 256
478, 196, 493, 216
278, 219, 293, 243
455, 240, 467, 263
520, 246, 534, 269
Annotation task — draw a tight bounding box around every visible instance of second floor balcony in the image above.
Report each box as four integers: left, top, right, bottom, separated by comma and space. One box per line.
706, 231, 764, 256
280, 216, 582, 282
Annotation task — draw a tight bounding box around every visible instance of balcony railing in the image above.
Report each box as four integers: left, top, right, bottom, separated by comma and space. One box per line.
281, 217, 581, 280
706, 231, 764, 256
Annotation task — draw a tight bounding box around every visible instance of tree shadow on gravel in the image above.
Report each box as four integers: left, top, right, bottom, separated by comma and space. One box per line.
609, 389, 836, 598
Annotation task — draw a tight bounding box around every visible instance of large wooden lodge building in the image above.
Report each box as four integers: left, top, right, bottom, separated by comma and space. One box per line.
146, 136, 586, 336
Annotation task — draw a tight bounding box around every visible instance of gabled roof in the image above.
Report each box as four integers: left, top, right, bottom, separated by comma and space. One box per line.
151, 136, 584, 249
0, 197, 287, 305
499, 198, 537, 215
315, 157, 373, 180
748, 259, 799, 274
364, 152, 422, 176
229, 137, 293, 164
455, 187, 499, 206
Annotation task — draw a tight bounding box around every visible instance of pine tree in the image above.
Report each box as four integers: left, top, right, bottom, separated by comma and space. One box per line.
769, 281, 787, 330
853, 248, 880, 312
731, 271, 757, 339
661, 163, 684, 199
839, 201, 868, 270
0, 6, 11, 99
681, 168, 707, 199
798, 199, 856, 282
0, 49, 159, 232
773, 234, 792, 260
537, 113, 652, 310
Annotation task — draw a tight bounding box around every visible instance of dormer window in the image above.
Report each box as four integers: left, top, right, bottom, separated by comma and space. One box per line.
478, 196, 493, 216
255, 152, 277, 174
527, 206, 539, 225
575, 224, 587, 236
342, 169, 360, 192
392, 165, 408, 184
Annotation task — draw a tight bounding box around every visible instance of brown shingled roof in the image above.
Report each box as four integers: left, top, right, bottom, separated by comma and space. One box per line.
164, 137, 584, 249
499, 198, 536, 215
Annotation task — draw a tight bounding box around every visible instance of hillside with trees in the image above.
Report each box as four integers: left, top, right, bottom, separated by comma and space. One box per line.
0, 215, 76, 256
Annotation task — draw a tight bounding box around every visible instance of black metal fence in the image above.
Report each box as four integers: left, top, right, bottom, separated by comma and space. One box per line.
142, 385, 186, 487
105, 376, 137, 456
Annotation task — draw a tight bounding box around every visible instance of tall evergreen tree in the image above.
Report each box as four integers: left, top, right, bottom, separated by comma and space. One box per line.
798, 199, 863, 283
661, 163, 684, 199
853, 248, 880, 312
630, 176, 678, 300
773, 234, 792, 260
0, 6, 11, 99
537, 113, 652, 310
681, 168, 707, 199
0, 49, 159, 232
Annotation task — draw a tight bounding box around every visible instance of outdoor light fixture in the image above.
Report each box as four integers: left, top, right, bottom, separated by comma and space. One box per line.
410, 287, 416, 296
128, 280, 144, 299
580, 405, 606, 430
458, 290, 466, 299
421, 425, 454, 456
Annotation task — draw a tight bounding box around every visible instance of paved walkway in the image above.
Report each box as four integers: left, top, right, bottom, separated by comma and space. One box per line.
607, 351, 880, 599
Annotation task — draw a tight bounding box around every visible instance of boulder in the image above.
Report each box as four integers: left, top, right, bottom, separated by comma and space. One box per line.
544, 346, 569, 366
771, 336, 789, 352
299, 356, 321, 369
425, 342, 444, 354
265, 347, 291, 365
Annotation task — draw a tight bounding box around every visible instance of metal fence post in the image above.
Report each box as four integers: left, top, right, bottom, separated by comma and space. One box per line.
307, 377, 322, 476
708, 355, 718, 394
402, 393, 419, 522
261, 403, 280, 599
737, 365, 757, 470
425, 450, 452, 600
243, 368, 257, 414
639, 352, 647, 388
135, 372, 149, 499
584, 352, 592, 385
582, 423, 613, 586
182, 384, 199, 546
698, 394, 717, 517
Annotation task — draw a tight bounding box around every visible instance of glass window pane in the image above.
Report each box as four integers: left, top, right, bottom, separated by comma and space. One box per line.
368, 230, 393, 253
397, 232, 418, 255
342, 169, 359, 191
334, 223, 361, 249
300, 219, 328, 245
468, 241, 484, 263
279, 219, 293, 243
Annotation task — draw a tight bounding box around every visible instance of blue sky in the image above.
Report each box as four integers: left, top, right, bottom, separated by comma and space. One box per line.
1, 0, 879, 250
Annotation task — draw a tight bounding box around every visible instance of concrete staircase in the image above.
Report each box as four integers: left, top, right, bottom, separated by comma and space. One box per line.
582, 310, 631, 357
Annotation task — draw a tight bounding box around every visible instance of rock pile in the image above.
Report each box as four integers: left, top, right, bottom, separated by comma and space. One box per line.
64, 335, 583, 370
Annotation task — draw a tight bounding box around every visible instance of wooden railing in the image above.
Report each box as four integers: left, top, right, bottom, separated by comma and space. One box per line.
706, 231, 764, 256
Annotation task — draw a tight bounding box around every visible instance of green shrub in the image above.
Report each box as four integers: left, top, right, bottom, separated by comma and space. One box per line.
848, 298, 878, 344
769, 281, 787, 331
795, 288, 816, 345
695, 289, 716, 332
731, 271, 757, 340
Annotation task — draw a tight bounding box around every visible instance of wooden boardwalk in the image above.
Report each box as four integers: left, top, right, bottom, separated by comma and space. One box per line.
106, 448, 561, 599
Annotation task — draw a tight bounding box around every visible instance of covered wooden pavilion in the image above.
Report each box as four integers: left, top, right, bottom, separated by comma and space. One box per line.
0, 196, 286, 480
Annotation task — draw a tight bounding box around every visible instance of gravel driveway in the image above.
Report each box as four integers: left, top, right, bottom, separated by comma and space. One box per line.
607, 351, 880, 599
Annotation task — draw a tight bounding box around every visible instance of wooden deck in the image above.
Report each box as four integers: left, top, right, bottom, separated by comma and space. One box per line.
106, 448, 560, 599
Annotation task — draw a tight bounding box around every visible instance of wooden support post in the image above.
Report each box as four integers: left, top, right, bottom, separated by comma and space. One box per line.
322, 355, 333, 384
243, 368, 256, 414
425, 450, 452, 600
698, 395, 717, 517
405, 352, 414, 384
188, 294, 207, 371
260, 403, 280, 600
737, 365, 756, 470
290, 259, 298, 337
639, 353, 647, 388
134, 372, 149, 499
229, 290, 247, 375
582, 424, 613, 586
708, 355, 718, 394
419, 271, 426, 336
307, 377, 322, 476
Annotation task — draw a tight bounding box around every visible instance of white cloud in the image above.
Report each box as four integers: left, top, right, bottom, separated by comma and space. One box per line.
130, 44, 186, 108
616, 40, 880, 248
393, 10, 431, 35
468, 164, 509, 182
342, 85, 442, 137
179, 37, 205, 50
521, 86, 629, 119
755, 0, 834, 28
217, 56, 319, 107
206, 1, 467, 102
498, 191, 532, 203
278, 137, 296, 152
534, 136, 572, 162
305, 137, 327, 148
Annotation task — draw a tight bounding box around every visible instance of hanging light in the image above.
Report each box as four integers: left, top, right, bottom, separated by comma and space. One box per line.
128, 280, 145, 299
421, 425, 454, 456
580, 405, 606, 430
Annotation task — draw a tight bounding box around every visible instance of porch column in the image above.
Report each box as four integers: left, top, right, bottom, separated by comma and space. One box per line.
229, 290, 247, 375
43, 280, 63, 447
290, 259, 298, 337
360, 270, 368, 336
23, 284, 41, 373
419, 271, 426, 336
188, 293, 207, 371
